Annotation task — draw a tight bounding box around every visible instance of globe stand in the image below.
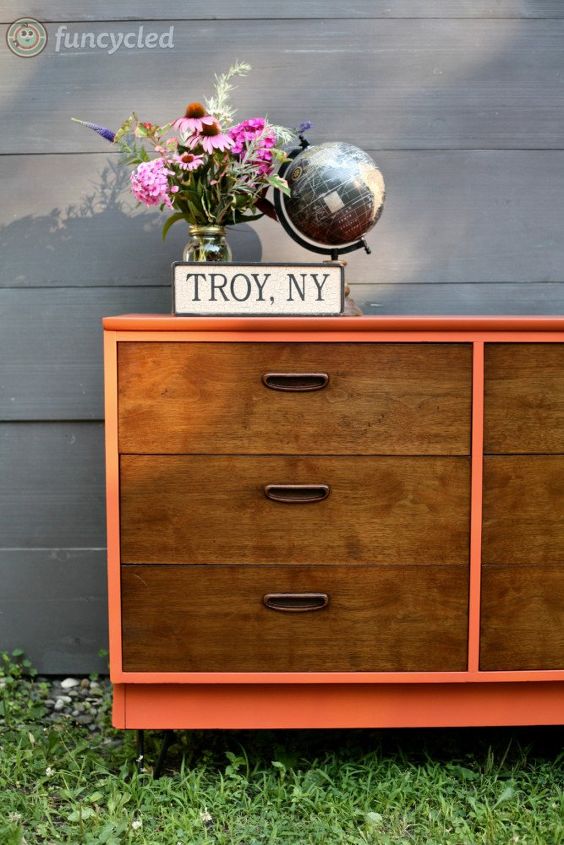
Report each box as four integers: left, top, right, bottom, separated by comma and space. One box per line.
272, 136, 383, 315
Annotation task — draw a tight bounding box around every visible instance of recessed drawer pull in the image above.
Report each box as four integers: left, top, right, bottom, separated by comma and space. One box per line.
263, 593, 329, 613
264, 483, 331, 503
262, 372, 329, 392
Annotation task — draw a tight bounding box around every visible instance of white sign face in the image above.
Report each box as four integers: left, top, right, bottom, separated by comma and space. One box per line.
172, 262, 344, 316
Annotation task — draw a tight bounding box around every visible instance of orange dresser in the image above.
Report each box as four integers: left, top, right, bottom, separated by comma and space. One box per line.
103, 315, 564, 729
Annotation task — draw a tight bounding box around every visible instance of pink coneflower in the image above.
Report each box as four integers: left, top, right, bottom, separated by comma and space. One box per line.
188, 119, 234, 154
173, 152, 205, 171
172, 102, 216, 136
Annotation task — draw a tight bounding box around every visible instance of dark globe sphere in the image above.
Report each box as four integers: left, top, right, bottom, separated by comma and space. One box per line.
282, 142, 385, 247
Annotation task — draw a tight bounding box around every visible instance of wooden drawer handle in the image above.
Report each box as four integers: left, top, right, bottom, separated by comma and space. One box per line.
262, 372, 329, 392
263, 593, 329, 613
264, 483, 330, 503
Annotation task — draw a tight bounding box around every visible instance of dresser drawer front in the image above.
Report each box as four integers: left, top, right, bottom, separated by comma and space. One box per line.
482, 456, 564, 565
480, 567, 564, 670
118, 342, 472, 455
484, 343, 564, 453
120, 455, 470, 565
121, 564, 469, 672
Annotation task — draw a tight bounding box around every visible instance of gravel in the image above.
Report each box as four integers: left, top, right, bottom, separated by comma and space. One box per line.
35, 676, 112, 732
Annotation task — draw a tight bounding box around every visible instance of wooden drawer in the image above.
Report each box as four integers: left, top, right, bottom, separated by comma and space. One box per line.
118, 342, 472, 455
482, 456, 564, 565
481, 567, 564, 670
121, 564, 469, 672
120, 455, 470, 565
484, 343, 564, 453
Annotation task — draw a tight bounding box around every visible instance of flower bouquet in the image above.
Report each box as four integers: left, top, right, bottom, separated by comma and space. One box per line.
73, 62, 309, 261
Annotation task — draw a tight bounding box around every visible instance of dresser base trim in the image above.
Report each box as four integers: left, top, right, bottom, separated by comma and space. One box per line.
114, 682, 564, 729
111, 669, 564, 684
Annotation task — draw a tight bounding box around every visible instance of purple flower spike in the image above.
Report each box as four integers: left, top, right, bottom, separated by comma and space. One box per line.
298, 121, 313, 134
71, 118, 115, 143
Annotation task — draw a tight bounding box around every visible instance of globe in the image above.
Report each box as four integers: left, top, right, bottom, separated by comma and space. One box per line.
275, 142, 385, 254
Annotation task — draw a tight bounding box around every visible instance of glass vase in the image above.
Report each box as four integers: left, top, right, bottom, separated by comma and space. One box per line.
183, 225, 232, 262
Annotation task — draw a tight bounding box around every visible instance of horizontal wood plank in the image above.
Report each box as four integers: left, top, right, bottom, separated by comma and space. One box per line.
3, 2, 563, 22
2, 21, 564, 152
481, 566, 564, 670
118, 342, 472, 455
484, 343, 564, 453
0, 422, 105, 547
122, 563, 469, 672
0, 549, 108, 674
3, 152, 564, 289
483, 456, 564, 565
120, 455, 470, 565
0, 287, 171, 421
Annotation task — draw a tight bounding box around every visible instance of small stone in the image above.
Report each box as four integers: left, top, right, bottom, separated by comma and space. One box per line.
80, 678, 90, 689
44, 699, 55, 706
89, 681, 100, 690
60, 695, 72, 704
77, 714, 94, 725
60, 678, 79, 690
54, 699, 65, 711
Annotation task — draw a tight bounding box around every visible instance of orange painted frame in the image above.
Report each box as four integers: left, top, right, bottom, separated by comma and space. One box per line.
103, 316, 564, 728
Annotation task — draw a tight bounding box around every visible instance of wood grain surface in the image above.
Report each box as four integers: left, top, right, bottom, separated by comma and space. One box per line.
0, 422, 105, 548
120, 455, 470, 565
3, 2, 562, 21
4, 153, 564, 291
118, 342, 472, 455
4, 19, 564, 153
484, 344, 564, 453
121, 563, 469, 672
480, 566, 564, 670
482, 456, 564, 565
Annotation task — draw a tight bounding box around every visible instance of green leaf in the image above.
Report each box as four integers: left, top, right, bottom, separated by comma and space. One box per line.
495, 784, 516, 806
162, 212, 186, 241
114, 113, 137, 144
67, 806, 95, 822
447, 764, 479, 781
266, 174, 291, 196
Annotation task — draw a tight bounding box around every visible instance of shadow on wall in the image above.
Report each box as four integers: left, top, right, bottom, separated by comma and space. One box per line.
0, 159, 262, 287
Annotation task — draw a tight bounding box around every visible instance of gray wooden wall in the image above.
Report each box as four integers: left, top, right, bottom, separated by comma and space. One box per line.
1, 1, 564, 672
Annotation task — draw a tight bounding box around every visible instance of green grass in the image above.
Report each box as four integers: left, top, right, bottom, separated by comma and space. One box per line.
0, 654, 563, 845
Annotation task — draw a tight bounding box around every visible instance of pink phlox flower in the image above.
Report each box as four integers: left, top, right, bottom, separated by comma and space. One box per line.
130, 158, 175, 208
229, 117, 277, 174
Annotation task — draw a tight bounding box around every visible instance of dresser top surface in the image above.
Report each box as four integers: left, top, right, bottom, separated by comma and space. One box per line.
103, 314, 564, 333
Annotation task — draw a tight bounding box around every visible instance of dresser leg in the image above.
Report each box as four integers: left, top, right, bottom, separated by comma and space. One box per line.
136, 729, 145, 774
153, 730, 175, 780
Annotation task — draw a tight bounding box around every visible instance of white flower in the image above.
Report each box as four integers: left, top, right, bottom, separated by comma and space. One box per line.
131, 819, 143, 830
45, 767, 54, 777
8, 812, 22, 822
200, 808, 213, 824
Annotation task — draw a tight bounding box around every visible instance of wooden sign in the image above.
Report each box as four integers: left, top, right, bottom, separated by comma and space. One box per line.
172, 262, 344, 316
